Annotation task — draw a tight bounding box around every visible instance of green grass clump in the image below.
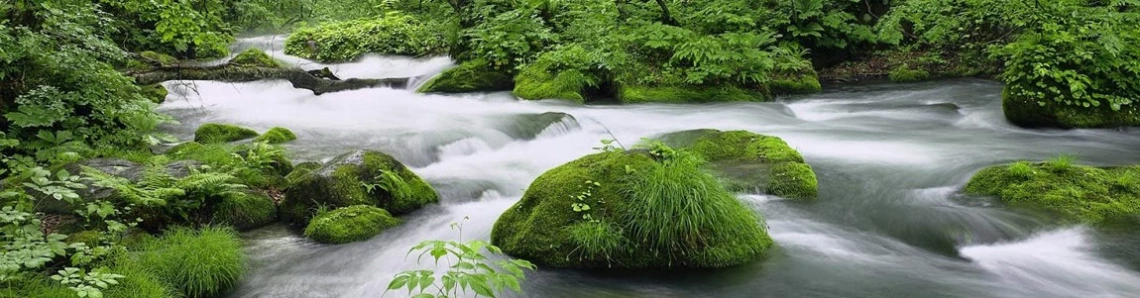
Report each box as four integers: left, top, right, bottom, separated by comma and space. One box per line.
284, 14, 445, 62
965, 158, 1140, 224
888, 65, 931, 82
281, 150, 438, 225
303, 205, 401, 244
493, 149, 773, 269
229, 48, 283, 68
618, 85, 770, 103
252, 127, 297, 144
418, 59, 514, 93
0, 274, 75, 298
102, 252, 174, 298
213, 192, 277, 231
193, 123, 259, 144
133, 226, 245, 298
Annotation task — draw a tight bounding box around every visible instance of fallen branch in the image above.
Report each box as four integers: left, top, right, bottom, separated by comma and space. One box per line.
131, 64, 408, 95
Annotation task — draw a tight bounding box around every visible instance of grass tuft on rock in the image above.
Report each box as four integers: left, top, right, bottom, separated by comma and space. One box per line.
658, 129, 817, 199
303, 205, 401, 244
133, 226, 245, 298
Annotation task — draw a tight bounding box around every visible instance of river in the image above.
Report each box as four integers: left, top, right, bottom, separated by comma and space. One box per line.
156, 36, 1140, 298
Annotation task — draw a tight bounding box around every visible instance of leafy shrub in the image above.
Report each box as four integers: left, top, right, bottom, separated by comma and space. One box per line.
303, 205, 400, 244
284, 14, 446, 62
133, 226, 244, 298
388, 226, 536, 297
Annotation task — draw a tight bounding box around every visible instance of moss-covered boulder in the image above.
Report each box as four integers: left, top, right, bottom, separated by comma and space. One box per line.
230, 48, 283, 68
285, 161, 322, 183
141, 84, 168, 104
965, 158, 1140, 224
167, 141, 292, 188
1002, 87, 1140, 128
658, 129, 818, 199
303, 205, 401, 244
281, 150, 438, 225
252, 127, 297, 144
888, 65, 931, 82
213, 192, 278, 231
417, 59, 514, 93
492, 149, 773, 269
617, 85, 771, 104
194, 123, 259, 144
512, 60, 593, 103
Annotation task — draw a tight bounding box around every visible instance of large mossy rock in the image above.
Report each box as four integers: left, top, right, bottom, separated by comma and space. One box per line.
658, 129, 818, 199
617, 85, 771, 104
417, 59, 513, 93
965, 159, 1140, 224
281, 150, 438, 225
303, 205, 401, 244
512, 60, 591, 103
1002, 87, 1140, 128
492, 150, 773, 269
194, 123, 259, 144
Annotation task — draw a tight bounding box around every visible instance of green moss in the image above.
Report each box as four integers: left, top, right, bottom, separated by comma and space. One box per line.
252, 127, 297, 144
140, 51, 177, 66
492, 150, 773, 269
888, 65, 931, 82
193, 123, 259, 144
303, 205, 401, 244
768, 72, 823, 95
66, 230, 102, 247
133, 226, 244, 298
140, 84, 168, 104
230, 48, 283, 68
965, 158, 1140, 224
657, 129, 818, 199
1002, 86, 1140, 128
281, 150, 438, 225
512, 60, 591, 103
617, 85, 771, 104
285, 161, 322, 183
213, 192, 277, 231
418, 59, 514, 93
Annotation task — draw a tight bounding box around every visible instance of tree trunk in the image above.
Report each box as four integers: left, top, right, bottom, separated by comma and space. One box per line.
130, 64, 408, 95
653, 0, 676, 25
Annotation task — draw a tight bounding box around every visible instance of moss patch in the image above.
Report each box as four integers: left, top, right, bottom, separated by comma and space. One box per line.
253, 127, 297, 144
303, 205, 401, 244
657, 129, 818, 199
417, 59, 514, 93
213, 192, 278, 231
888, 65, 931, 82
512, 60, 592, 103
281, 150, 438, 225
132, 226, 244, 298
230, 48, 283, 68
965, 159, 1140, 224
193, 123, 259, 144
140, 84, 168, 104
617, 85, 770, 104
768, 72, 823, 95
140, 51, 178, 66
492, 150, 773, 269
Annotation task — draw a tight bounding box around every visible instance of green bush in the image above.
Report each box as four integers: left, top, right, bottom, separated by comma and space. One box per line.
284, 14, 446, 62
133, 226, 245, 298
418, 59, 514, 93
966, 159, 1140, 224
252, 127, 297, 144
303, 205, 401, 244
194, 123, 259, 144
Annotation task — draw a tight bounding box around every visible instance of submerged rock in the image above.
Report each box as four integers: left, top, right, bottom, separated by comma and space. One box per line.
194, 123, 259, 144
492, 112, 580, 140
303, 205, 401, 244
965, 159, 1140, 224
658, 129, 819, 199
281, 150, 438, 225
417, 59, 513, 93
492, 150, 773, 269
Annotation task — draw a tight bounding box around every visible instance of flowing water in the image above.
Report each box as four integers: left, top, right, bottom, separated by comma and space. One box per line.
156, 36, 1140, 298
